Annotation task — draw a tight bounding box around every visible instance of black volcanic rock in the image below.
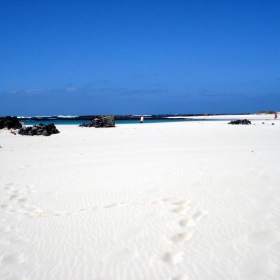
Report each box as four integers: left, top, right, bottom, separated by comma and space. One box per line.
0, 116, 23, 129
79, 116, 115, 128
18, 123, 60, 136
79, 121, 95, 127
228, 119, 251, 125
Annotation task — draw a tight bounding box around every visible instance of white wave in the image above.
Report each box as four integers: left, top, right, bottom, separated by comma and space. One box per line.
57, 115, 78, 118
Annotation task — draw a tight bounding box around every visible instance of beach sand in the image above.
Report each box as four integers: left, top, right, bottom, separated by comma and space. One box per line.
169, 113, 279, 120
1, 117, 280, 280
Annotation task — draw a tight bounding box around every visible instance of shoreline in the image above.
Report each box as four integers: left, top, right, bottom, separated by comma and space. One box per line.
11, 112, 278, 122
15, 113, 280, 127
167, 113, 279, 120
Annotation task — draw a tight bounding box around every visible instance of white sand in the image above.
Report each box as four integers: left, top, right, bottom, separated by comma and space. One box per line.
1, 117, 280, 280
169, 113, 279, 120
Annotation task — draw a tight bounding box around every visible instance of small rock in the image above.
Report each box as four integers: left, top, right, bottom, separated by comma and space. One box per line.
228, 119, 251, 125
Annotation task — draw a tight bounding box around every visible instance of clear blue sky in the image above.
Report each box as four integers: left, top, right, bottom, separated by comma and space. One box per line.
0, 0, 279, 116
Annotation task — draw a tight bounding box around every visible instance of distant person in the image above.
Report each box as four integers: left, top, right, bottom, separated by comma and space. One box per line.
274, 113, 278, 120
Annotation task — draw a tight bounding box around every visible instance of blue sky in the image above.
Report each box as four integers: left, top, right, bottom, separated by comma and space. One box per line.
0, 0, 279, 116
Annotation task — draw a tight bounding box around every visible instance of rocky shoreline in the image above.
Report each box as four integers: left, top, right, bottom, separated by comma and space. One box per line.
18, 115, 188, 121
17, 113, 249, 121
0, 116, 60, 136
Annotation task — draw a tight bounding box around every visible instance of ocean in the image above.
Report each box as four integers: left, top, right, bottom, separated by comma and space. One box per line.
22, 118, 193, 126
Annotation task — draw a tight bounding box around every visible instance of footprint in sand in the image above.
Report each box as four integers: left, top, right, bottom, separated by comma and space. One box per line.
179, 217, 196, 228
27, 190, 37, 194
1, 186, 210, 279
29, 211, 48, 218
105, 201, 142, 209
163, 251, 184, 264
173, 206, 190, 214
78, 208, 87, 212
149, 200, 163, 205
11, 189, 21, 195
172, 200, 189, 206
1, 204, 11, 209
76, 206, 98, 214
52, 211, 72, 216
104, 203, 120, 208
172, 274, 189, 280
9, 195, 20, 200
171, 231, 193, 243
26, 185, 36, 194
192, 210, 209, 221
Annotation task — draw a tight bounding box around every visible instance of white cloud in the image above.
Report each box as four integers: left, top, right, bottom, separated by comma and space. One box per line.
25, 89, 43, 93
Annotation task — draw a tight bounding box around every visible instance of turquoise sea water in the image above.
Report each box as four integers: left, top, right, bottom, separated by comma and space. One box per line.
22, 118, 195, 126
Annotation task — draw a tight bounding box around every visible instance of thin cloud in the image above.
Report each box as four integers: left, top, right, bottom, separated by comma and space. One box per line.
7, 90, 19, 95
1, 85, 169, 98
65, 87, 77, 92
25, 89, 45, 94
5, 89, 45, 95
122, 88, 169, 95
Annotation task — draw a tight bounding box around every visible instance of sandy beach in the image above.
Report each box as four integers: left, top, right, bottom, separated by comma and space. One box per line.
1, 116, 280, 280
168, 113, 279, 120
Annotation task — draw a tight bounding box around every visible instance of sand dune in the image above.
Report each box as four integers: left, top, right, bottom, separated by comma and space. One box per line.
1, 119, 280, 279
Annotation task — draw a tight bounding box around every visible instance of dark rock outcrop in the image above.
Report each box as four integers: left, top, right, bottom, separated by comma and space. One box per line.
18, 123, 60, 136
228, 119, 251, 125
79, 120, 95, 127
79, 115, 115, 128
0, 116, 23, 129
